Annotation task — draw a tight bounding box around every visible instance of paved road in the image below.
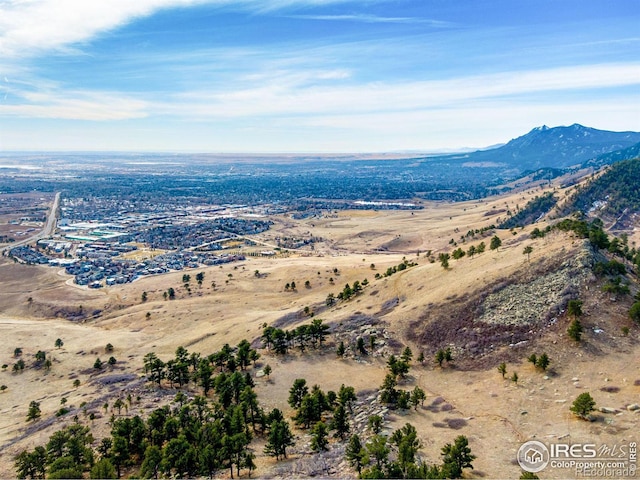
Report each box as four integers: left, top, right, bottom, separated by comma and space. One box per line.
1, 192, 60, 253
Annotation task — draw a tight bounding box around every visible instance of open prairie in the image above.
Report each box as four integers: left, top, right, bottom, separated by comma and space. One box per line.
1, 181, 639, 479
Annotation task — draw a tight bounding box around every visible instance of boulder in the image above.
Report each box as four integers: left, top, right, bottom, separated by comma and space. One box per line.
599, 407, 619, 414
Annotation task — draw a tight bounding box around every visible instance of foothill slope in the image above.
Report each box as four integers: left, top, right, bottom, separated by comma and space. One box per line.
1, 169, 639, 478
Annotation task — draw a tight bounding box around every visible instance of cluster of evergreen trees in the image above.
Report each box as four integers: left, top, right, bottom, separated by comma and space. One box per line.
564, 158, 640, 218
142, 340, 259, 391
287, 379, 356, 444
15, 339, 298, 479
462, 224, 496, 240
379, 348, 426, 410
15, 424, 96, 479
555, 217, 610, 250
261, 318, 330, 354
500, 192, 557, 229
554, 216, 640, 273
346, 426, 475, 479
337, 279, 366, 301
326, 259, 416, 307
15, 391, 296, 479
554, 217, 640, 325
535, 215, 640, 276
556, 218, 640, 275
373, 258, 417, 280
9, 346, 53, 374
438, 237, 494, 269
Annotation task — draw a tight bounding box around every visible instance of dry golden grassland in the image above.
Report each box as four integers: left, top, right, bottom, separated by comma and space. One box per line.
0, 180, 638, 479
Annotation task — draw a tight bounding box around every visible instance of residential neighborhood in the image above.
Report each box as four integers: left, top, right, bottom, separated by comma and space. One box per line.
7, 208, 267, 287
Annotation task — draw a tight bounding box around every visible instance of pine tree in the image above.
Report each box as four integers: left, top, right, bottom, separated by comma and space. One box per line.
536, 353, 550, 371
571, 392, 596, 420
568, 319, 583, 341
356, 337, 367, 355
368, 414, 383, 434
401, 346, 413, 363
345, 434, 367, 475
330, 405, 350, 439
310, 421, 329, 452
490, 235, 502, 251
441, 435, 475, 478
90, 458, 117, 479
436, 349, 446, 367
264, 419, 295, 460
27, 401, 41, 422
410, 386, 426, 410
288, 379, 308, 409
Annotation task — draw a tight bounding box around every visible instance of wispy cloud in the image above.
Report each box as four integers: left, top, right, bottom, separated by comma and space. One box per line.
284, 98, 640, 152
286, 14, 453, 26
156, 63, 640, 119
1, 0, 638, 152
2, 62, 638, 122
0, 86, 148, 121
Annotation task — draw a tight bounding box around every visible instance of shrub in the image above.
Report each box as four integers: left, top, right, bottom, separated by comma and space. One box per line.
570, 392, 596, 420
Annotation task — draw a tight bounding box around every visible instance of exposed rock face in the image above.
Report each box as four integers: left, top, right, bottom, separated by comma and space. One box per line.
477, 243, 595, 326
409, 241, 601, 364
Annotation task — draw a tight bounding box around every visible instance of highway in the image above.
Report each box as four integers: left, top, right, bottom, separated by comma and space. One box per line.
1, 192, 60, 253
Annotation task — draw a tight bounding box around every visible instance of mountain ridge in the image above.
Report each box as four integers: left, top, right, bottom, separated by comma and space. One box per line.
461, 123, 640, 171
583, 141, 640, 169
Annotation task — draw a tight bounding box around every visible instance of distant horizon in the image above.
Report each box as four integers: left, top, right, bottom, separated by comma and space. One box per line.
0, 147, 489, 156
1, 0, 639, 152
2, 122, 639, 157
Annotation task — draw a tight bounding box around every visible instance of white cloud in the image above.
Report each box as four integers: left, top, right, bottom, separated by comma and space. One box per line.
2, 95, 637, 152
157, 63, 640, 119
0, 89, 148, 121
285, 14, 453, 26
0, 0, 355, 57
0, 0, 214, 57
2, 62, 638, 124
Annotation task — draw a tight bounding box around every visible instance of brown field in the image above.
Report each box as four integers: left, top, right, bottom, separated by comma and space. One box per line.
0, 179, 638, 479
0, 192, 54, 244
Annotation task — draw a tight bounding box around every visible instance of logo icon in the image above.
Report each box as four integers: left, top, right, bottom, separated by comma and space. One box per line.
518, 440, 550, 473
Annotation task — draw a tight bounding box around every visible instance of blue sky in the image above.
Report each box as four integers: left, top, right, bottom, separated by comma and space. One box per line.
1, 0, 639, 152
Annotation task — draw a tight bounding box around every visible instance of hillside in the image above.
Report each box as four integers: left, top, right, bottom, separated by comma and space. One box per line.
499, 192, 557, 229
1, 177, 640, 479
583, 141, 640, 168
561, 158, 640, 223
